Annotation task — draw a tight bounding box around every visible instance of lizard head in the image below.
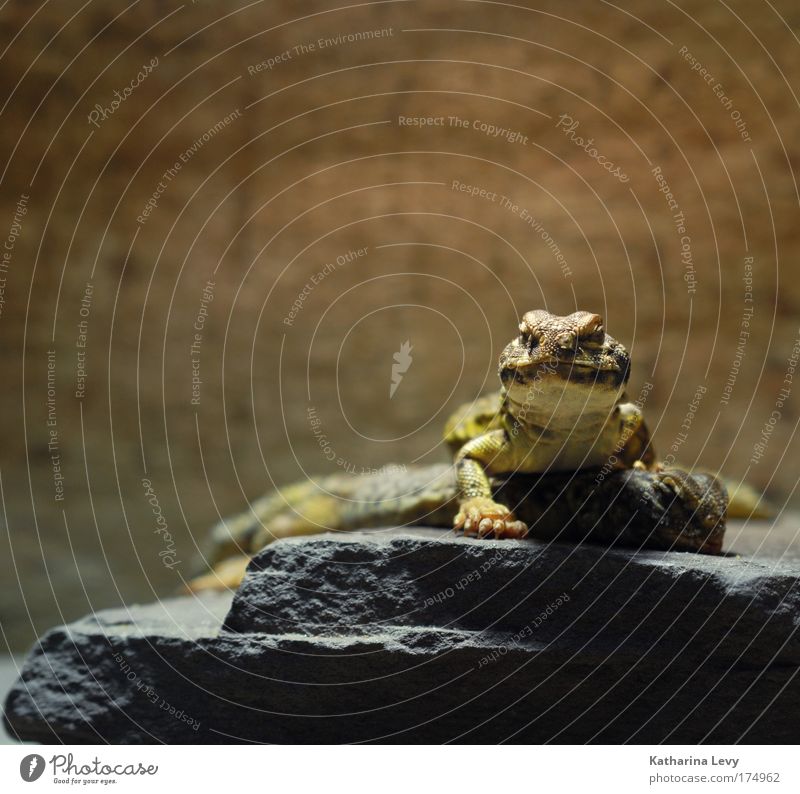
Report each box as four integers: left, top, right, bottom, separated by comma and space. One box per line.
499, 309, 630, 398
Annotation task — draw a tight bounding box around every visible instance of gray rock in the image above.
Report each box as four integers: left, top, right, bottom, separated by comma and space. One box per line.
4, 530, 799, 743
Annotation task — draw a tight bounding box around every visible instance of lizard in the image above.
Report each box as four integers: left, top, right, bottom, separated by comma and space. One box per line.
445, 309, 654, 538
188, 309, 728, 592
189, 463, 726, 591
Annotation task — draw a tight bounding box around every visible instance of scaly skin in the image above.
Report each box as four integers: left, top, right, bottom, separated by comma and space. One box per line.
449, 310, 654, 539
189, 463, 727, 592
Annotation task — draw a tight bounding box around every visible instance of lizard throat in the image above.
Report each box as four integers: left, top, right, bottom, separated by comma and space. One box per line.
504, 376, 621, 433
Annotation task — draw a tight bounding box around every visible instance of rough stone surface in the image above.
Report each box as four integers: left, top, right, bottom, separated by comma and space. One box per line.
5, 530, 799, 743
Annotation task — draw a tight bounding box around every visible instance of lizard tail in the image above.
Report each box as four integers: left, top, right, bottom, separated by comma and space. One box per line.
720, 476, 774, 519
187, 465, 457, 592
187, 479, 343, 592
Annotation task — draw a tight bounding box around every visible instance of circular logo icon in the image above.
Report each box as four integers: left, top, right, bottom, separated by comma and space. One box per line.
19, 754, 45, 782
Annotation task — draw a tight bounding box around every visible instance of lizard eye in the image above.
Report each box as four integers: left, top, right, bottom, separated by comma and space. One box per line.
555, 331, 576, 349
519, 325, 539, 350
584, 324, 605, 346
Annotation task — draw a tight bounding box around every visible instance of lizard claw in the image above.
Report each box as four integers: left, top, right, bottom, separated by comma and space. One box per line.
453, 497, 528, 539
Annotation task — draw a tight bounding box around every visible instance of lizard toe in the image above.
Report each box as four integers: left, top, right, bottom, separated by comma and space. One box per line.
453, 497, 527, 540
478, 518, 495, 536
509, 520, 529, 539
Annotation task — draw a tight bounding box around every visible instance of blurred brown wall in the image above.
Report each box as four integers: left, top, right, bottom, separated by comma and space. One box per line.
2, 0, 799, 648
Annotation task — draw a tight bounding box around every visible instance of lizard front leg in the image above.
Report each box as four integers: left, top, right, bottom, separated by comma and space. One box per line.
453, 429, 528, 539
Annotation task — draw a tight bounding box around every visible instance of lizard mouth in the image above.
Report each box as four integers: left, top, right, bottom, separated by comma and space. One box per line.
564, 357, 618, 370
506, 353, 625, 374
500, 363, 626, 395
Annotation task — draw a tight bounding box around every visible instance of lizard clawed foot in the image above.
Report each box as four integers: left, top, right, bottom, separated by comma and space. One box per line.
453, 497, 528, 539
